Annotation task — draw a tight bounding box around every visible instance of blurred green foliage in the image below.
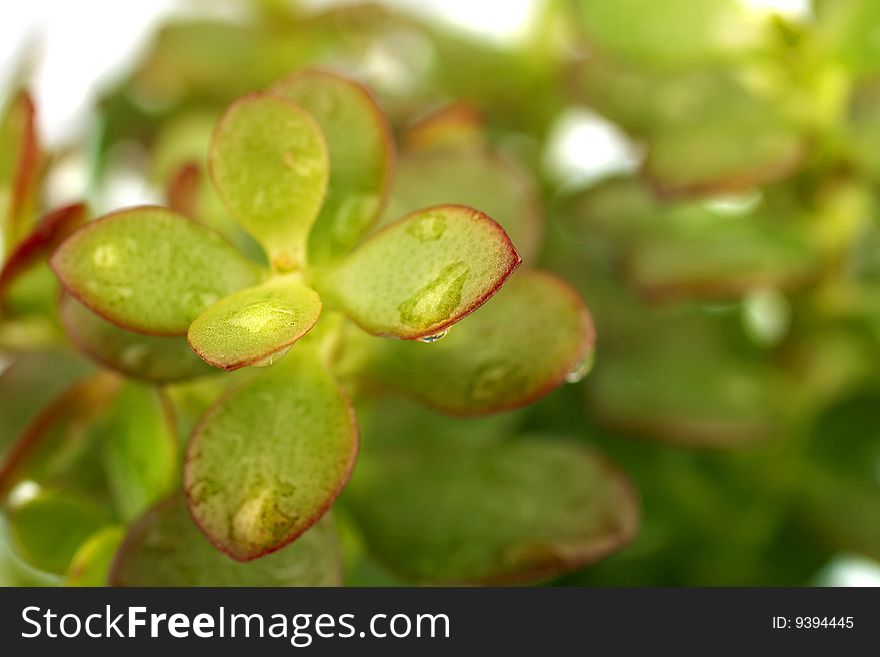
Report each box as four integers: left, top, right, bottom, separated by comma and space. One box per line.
2, 0, 880, 586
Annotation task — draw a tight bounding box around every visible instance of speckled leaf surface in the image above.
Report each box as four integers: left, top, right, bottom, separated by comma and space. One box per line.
346, 438, 639, 584
382, 149, 542, 263
59, 294, 214, 383
100, 383, 178, 521
350, 270, 594, 415
210, 93, 328, 272
188, 275, 322, 371
326, 205, 520, 339
184, 348, 358, 560
51, 206, 262, 335
110, 495, 342, 586
271, 69, 393, 263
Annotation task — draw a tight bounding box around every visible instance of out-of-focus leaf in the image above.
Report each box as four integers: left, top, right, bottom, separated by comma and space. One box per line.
568, 177, 819, 301
348, 270, 594, 415
0, 203, 88, 300
0, 349, 93, 458
382, 148, 542, 262
6, 489, 110, 574
187, 275, 321, 371
571, 0, 759, 69
588, 340, 784, 448
100, 383, 178, 521
110, 494, 342, 586
184, 348, 358, 561
0, 90, 40, 252
59, 294, 214, 383
326, 205, 520, 339
210, 93, 328, 272
816, 0, 880, 77
65, 526, 124, 587
0, 373, 119, 496
346, 438, 639, 584
51, 206, 262, 335
403, 103, 487, 152
271, 69, 394, 263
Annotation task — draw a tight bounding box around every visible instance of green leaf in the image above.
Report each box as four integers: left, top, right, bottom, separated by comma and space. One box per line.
59, 294, 215, 383
0, 90, 40, 252
271, 69, 394, 263
100, 383, 178, 521
187, 275, 322, 371
184, 348, 358, 560
110, 494, 342, 586
0, 203, 88, 300
65, 526, 124, 587
346, 438, 639, 584
0, 349, 93, 459
382, 148, 542, 263
210, 93, 329, 272
0, 373, 118, 497
348, 270, 594, 415
403, 103, 488, 152
325, 205, 520, 339
6, 489, 110, 574
572, 0, 759, 69
51, 206, 262, 335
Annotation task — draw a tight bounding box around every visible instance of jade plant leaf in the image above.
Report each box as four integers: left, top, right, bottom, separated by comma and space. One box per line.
382, 148, 542, 263
326, 205, 520, 339
59, 294, 214, 383
0, 349, 93, 458
66, 526, 124, 587
6, 489, 111, 574
0, 203, 88, 300
0, 90, 40, 252
271, 69, 394, 263
51, 206, 262, 335
403, 103, 487, 152
110, 494, 342, 586
572, 0, 759, 69
100, 383, 178, 521
187, 275, 322, 371
184, 348, 358, 560
346, 438, 639, 584
210, 93, 329, 272
348, 270, 594, 415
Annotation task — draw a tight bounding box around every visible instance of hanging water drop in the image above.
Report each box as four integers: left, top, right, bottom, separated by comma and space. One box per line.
565, 350, 595, 383
418, 329, 449, 343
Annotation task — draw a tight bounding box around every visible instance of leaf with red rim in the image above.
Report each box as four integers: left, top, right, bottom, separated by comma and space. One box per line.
348, 270, 595, 415
110, 494, 342, 586
184, 347, 358, 561
403, 102, 487, 152
50, 206, 262, 336
1, 90, 40, 252
0, 203, 88, 300
210, 93, 329, 272
325, 205, 520, 339
187, 275, 322, 371
59, 294, 214, 383
100, 383, 178, 521
382, 148, 542, 263
346, 438, 640, 584
271, 69, 394, 263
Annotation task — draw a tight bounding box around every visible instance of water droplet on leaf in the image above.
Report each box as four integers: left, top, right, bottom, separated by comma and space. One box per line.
565, 350, 595, 383
398, 261, 469, 330
418, 328, 449, 343
407, 212, 447, 242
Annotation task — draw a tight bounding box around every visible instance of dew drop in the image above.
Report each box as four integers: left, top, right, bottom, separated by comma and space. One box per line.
251, 346, 292, 367
398, 261, 469, 329
418, 328, 449, 343
565, 350, 595, 383
469, 361, 526, 404
407, 212, 447, 242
